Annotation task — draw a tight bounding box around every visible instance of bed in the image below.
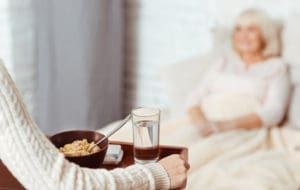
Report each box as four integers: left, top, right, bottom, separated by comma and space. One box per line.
98, 14, 300, 189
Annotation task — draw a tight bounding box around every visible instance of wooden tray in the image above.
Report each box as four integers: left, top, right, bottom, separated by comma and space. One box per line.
0, 141, 188, 189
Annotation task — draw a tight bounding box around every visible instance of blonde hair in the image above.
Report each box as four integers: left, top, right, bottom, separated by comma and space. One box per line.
233, 9, 281, 57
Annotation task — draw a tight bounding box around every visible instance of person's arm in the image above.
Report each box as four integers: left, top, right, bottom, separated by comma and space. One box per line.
191, 109, 263, 136
211, 113, 263, 132
255, 64, 291, 127
0, 63, 188, 190
187, 106, 207, 125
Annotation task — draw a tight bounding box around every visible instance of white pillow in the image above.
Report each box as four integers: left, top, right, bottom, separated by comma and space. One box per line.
158, 25, 233, 118
282, 13, 300, 85
282, 13, 300, 127
159, 52, 215, 117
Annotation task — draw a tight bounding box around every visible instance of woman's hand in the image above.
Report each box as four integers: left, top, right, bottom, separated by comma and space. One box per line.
187, 107, 220, 137
199, 122, 219, 137
187, 106, 207, 126
199, 125, 215, 136
202, 120, 235, 136
158, 154, 189, 189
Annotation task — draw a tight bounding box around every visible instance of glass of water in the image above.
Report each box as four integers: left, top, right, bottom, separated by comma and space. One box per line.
132, 107, 160, 164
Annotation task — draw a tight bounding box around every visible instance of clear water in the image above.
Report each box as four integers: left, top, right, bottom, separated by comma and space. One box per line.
133, 120, 159, 163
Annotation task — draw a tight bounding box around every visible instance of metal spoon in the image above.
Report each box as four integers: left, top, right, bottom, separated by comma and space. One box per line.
88, 114, 131, 151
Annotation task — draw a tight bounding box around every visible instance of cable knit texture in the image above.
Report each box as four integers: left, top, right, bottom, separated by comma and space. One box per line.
0, 63, 170, 190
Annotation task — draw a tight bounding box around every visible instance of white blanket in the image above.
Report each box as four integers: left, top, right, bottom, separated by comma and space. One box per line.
188, 127, 300, 189
98, 117, 300, 189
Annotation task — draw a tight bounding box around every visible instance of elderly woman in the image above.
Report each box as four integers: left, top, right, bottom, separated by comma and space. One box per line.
187, 9, 291, 136
0, 63, 188, 189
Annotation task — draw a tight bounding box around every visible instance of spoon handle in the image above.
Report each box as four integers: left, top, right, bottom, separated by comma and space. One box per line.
92, 114, 131, 149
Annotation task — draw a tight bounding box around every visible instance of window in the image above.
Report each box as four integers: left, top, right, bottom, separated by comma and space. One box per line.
0, 0, 36, 115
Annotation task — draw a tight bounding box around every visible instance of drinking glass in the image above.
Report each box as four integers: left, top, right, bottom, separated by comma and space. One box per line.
132, 107, 160, 164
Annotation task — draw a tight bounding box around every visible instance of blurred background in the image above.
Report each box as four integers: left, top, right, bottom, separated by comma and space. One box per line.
1, 0, 300, 133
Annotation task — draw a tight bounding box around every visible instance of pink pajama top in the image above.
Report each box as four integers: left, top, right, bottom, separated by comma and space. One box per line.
186, 55, 291, 127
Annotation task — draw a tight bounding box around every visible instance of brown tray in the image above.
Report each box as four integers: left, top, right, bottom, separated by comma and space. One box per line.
0, 141, 188, 189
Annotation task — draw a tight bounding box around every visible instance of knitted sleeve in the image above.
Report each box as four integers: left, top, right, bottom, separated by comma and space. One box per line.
0, 63, 170, 190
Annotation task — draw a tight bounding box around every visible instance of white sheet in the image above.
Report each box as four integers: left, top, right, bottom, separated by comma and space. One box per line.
98, 117, 300, 189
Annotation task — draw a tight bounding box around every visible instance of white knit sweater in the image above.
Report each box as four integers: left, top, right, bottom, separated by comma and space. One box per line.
0, 63, 170, 190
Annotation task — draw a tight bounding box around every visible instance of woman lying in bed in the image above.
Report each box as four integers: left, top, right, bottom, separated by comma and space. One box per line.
187, 9, 291, 136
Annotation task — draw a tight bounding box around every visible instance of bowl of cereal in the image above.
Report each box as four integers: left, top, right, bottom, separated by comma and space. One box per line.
50, 130, 108, 168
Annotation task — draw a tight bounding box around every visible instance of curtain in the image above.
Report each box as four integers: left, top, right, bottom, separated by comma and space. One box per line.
0, 0, 36, 115
34, 0, 124, 134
